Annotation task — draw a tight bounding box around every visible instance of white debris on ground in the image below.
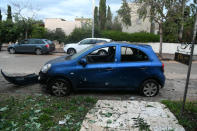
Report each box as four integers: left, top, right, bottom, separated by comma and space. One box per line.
80, 100, 185, 131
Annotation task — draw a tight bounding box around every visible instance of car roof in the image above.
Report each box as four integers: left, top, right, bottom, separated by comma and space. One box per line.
93, 41, 159, 61
96, 41, 152, 49
85, 38, 112, 41
27, 38, 49, 40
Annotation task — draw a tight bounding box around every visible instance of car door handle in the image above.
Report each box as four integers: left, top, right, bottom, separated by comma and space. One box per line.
139, 67, 147, 70
104, 68, 113, 71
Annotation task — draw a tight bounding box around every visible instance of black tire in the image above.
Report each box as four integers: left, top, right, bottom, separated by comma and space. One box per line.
9, 48, 15, 54
140, 79, 159, 97
98, 50, 107, 55
35, 49, 42, 55
49, 79, 71, 97
67, 48, 76, 55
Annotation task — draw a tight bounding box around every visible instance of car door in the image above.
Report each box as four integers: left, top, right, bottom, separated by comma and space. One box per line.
75, 45, 120, 89
15, 39, 29, 52
117, 46, 151, 89
28, 39, 38, 52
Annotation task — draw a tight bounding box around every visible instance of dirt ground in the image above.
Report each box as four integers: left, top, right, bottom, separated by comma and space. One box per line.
0, 73, 197, 101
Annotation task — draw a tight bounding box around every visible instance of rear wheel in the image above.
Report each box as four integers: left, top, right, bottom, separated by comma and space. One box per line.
140, 79, 159, 97
35, 49, 42, 55
50, 79, 71, 97
67, 48, 76, 55
9, 48, 15, 54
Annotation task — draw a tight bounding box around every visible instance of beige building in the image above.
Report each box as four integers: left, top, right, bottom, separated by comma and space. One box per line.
122, 3, 159, 34
44, 18, 91, 35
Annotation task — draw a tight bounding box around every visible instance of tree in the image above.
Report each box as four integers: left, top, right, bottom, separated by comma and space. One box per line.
135, 0, 178, 57
106, 6, 113, 30
99, 0, 106, 30
150, 4, 155, 33
117, 0, 131, 27
111, 16, 122, 31
94, 6, 99, 28
32, 24, 47, 38
0, 9, 2, 22
178, 0, 186, 42
0, 21, 18, 43
7, 5, 12, 21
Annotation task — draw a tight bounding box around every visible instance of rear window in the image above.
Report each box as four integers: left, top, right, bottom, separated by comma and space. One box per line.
121, 46, 149, 62
34, 39, 45, 44
44, 40, 53, 44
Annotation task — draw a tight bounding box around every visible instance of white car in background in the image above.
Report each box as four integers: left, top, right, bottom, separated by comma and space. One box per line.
64, 38, 112, 55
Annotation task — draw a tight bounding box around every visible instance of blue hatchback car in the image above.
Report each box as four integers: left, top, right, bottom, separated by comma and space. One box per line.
39, 42, 165, 97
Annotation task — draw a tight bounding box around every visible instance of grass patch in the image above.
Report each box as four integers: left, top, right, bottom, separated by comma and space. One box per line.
161, 100, 197, 131
0, 95, 97, 130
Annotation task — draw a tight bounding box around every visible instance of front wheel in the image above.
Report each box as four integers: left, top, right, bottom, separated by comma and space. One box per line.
49, 79, 71, 97
140, 79, 159, 97
9, 48, 16, 54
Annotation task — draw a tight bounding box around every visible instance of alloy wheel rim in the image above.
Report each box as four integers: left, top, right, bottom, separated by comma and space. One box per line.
52, 81, 68, 96
143, 82, 158, 97
36, 49, 41, 55
10, 49, 15, 54
69, 49, 75, 55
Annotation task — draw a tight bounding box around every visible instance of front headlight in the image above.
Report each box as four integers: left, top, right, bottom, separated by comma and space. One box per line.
41, 64, 51, 73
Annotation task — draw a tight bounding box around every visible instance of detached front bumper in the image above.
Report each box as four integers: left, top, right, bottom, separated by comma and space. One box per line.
1, 70, 39, 86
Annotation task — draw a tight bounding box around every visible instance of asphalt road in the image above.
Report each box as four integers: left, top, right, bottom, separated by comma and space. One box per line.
0, 50, 197, 101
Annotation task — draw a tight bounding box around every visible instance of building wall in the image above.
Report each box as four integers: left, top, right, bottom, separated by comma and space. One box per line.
44, 18, 82, 35
122, 3, 159, 34
140, 43, 197, 55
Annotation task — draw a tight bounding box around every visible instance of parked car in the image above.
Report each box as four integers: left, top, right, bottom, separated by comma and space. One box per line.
7, 39, 55, 55
39, 42, 165, 97
63, 38, 112, 55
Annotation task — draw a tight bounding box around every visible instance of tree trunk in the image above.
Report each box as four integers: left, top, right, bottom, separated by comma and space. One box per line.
192, 14, 197, 44
178, 0, 186, 43
25, 31, 28, 39
150, 21, 155, 34
159, 23, 163, 58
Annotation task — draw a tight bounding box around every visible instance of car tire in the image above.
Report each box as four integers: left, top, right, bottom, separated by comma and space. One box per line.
140, 79, 159, 97
67, 48, 76, 55
98, 50, 107, 55
49, 79, 71, 97
35, 49, 42, 55
9, 48, 16, 54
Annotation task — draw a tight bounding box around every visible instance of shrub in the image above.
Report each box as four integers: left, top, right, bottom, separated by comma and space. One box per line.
65, 27, 101, 44
101, 30, 160, 42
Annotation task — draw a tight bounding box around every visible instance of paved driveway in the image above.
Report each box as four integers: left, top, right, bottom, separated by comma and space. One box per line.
80, 100, 184, 131
0, 51, 197, 101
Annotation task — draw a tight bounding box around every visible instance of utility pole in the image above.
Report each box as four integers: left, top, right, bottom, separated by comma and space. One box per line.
181, 13, 197, 114
92, 0, 95, 38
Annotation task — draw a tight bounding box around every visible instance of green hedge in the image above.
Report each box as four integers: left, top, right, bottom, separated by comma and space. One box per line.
101, 30, 160, 42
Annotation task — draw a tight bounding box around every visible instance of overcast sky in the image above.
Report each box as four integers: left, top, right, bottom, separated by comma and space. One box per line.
0, 0, 122, 21
0, 0, 194, 21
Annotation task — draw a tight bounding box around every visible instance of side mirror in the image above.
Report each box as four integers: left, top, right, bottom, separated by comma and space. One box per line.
79, 58, 87, 67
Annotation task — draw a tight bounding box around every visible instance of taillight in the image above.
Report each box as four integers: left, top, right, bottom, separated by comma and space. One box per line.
45, 44, 49, 48
162, 63, 164, 72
